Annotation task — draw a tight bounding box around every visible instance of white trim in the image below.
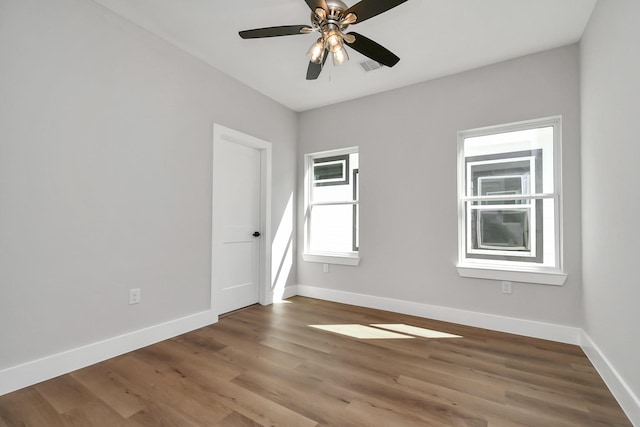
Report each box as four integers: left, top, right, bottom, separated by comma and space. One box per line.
260, 140, 273, 306
456, 265, 567, 286
458, 116, 563, 139
293, 285, 580, 344
302, 253, 360, 266
307, 146, 358, 159
280, 285, 299, 300
580, 331, 640, 426
212, 124, 273, 311
263, 284, 299, 305
0, 310, 217, 397
310, 200, 359, 207
457, 116, 564, 278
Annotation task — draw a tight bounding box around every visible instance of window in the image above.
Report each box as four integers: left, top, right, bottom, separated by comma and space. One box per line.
304, 147, 359, 265
457, 117, 566, 285
314, 155, 349, 186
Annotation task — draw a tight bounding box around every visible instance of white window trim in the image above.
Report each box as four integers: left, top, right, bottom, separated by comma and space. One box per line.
457, 265, 567, 286
456, 116, 566, 286
302, 253, 360, 266
303, 147, 360, 266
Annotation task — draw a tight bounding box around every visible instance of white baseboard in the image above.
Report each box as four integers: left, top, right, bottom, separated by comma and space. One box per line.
293, 285, 581, 344
581, 331, 640, 426
280, 285, 299, 300
262, 286, 298, 305
0, 310, 217, 397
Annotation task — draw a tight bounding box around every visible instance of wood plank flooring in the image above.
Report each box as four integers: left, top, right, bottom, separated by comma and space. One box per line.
0, 297, 632, 426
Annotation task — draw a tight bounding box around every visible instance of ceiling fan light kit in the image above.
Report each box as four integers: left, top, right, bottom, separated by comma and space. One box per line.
239, 0, 408, 80
307, 38, 326, 64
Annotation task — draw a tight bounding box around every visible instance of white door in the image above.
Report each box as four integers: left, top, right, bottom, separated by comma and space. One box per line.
212, 130, 263, 315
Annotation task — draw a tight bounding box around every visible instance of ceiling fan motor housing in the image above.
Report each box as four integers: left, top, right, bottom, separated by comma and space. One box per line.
312, 0, 348, 29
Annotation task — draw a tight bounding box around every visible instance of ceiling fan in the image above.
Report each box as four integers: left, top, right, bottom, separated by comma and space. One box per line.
239, 0, 408, 80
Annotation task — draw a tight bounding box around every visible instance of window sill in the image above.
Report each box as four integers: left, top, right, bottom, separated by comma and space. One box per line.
456, 264, 567, 286
303, 253, 360, 266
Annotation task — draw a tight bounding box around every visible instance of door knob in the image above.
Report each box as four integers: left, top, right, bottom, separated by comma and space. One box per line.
253, 231, 261, 237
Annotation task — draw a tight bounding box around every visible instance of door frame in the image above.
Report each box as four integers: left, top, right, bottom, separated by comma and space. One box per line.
211, 123, 272, 314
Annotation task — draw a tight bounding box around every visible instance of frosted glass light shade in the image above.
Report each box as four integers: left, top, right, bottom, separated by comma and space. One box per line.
333, 46, 349, 66
307, 39, 325, 64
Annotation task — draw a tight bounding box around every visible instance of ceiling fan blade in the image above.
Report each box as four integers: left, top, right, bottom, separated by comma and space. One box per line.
304, 0, 328, 12
306, 50, 329, 80
345, 32, 400, 67
344, 0, 408, 24
239, 25, 313, 39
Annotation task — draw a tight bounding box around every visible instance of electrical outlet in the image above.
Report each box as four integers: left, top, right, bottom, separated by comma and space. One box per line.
129, 288, 141, 305
323, 263, 330, 273
501, 281, 512, 294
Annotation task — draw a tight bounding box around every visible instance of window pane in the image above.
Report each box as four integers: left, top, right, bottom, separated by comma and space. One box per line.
312, 181, 354, 203
313, 155, 348, 186
479, 175, 524, 196
540, 197, 556, 267
464, 126, 554, 193
315, 162, 344, 181
309, 204, 355, 253
472, 208, 530, 251
311, 153, 358, 203
468, 157, 534, 197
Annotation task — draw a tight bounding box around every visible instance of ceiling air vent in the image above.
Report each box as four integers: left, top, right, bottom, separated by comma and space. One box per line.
359, 60, 383, 72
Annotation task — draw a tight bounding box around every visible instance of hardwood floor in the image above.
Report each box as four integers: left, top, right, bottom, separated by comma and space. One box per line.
0, 297, 632, 426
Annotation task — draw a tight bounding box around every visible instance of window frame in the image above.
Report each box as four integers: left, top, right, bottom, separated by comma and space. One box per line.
303, 147, 360, 266
456, 116, 567, 286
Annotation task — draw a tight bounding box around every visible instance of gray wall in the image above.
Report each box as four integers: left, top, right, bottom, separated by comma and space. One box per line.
581, 0, 640, 401
298, 45, 583, 327
0, 0, 297, 370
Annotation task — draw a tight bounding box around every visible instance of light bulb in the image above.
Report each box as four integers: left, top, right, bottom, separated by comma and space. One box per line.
332, 46, 349, 66
326, 30, 342, 52
306, 39, 325, 64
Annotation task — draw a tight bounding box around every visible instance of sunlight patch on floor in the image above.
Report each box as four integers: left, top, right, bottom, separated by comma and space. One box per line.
309, 324, 414, 339
371, 324, 462, 339
309, 323, 464, 340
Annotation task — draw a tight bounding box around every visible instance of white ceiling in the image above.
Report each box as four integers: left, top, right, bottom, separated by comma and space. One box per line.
92, 0, 597, 112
